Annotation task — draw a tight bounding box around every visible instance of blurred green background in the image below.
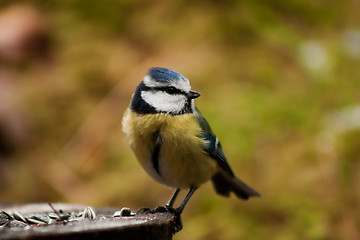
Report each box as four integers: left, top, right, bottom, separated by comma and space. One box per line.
0, 0, 359, 239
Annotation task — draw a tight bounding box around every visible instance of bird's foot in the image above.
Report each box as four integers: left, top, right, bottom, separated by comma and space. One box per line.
164, 205, 183, 232
136, 205, 181, 215
165, 205, 183, 215
136, 206, 183, 232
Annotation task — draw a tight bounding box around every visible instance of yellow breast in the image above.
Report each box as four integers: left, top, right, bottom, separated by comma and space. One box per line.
122, 109, 218, 188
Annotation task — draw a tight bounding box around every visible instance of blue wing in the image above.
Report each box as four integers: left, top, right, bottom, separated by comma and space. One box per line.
195, 108, 235, 177
195, 108, 261, 199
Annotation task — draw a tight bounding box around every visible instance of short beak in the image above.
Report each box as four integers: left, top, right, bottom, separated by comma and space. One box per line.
187, 90, 201, 99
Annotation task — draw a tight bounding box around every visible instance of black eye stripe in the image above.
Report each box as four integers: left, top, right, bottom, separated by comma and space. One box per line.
140, 82, 186, 95
153, 86, 185, 95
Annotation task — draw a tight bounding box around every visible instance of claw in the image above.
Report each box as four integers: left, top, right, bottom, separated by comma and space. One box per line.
165, 205, 182, 215
164, 205, 182, 233
136, 206, 183, 233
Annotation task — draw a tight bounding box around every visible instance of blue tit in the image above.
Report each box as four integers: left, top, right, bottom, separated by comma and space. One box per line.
122, 67, 260, 214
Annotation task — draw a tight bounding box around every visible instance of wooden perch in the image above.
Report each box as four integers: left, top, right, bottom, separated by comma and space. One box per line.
0, 203, 179, 240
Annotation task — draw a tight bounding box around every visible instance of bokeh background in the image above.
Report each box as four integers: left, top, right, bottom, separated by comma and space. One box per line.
1, 1, 360, 239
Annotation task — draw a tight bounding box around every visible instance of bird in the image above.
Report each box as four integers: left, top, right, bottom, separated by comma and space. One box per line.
122, 67, 260, 215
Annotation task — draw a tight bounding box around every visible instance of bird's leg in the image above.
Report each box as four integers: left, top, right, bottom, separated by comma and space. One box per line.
164, 186, 198, 233
167, 188, 180, 207
165, 186, 198, 215
175, 186, 198, 214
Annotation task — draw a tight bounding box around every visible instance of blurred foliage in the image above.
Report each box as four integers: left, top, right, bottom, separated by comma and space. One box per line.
0, 0, 360, 239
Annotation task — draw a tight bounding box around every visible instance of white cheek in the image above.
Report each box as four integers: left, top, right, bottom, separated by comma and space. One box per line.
141, 91, 187, 113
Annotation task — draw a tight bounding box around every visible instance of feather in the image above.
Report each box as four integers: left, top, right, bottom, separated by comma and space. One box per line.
211, 171, 260, 199
195, 108, 234, 177
195, 108, 260, 199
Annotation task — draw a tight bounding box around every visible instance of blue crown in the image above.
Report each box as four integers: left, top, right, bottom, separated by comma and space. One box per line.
148, 67, 186, 82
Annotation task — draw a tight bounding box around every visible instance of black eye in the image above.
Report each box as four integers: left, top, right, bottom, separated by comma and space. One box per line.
166, 87, 179, 95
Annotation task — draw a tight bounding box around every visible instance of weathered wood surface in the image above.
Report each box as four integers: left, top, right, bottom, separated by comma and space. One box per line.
0, 203, 177, 240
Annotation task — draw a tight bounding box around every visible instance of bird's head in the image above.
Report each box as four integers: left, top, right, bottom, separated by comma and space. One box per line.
131, 67, 200, 115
